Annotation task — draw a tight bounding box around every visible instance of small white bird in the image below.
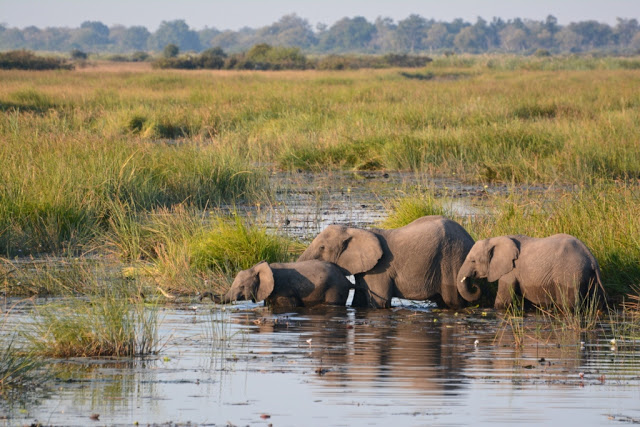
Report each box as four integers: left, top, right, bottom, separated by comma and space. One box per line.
306, 338, 313, 345
474, 339, 480, 347
610, 338, 617, 345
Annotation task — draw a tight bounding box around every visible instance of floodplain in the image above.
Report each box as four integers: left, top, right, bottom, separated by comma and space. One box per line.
1, 56, 639, 425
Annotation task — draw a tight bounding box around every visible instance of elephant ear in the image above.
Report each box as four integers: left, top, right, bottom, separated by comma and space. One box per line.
337, 228, 383, 275
253, 261, 275, 302
487, 236, 519, 283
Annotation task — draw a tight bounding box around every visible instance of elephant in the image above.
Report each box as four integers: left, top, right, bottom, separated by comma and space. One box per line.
297, 215, 479, 308
456, 234, 605, 309
200, 260, 354, 308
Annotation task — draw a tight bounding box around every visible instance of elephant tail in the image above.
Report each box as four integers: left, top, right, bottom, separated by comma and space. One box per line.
591, 263, 608, 308
457, 277, 481, 302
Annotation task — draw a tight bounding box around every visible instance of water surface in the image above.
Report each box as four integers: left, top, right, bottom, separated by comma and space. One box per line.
4, 302, 640, 426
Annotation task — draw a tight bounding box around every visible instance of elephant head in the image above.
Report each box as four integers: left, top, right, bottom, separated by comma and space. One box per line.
457, 236, 519, 285
209, 261, 275, 304
297, 225, 383, 275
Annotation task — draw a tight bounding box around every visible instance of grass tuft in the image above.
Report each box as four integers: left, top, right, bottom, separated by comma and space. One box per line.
190, 214, 300, 275
24, 292, 160, 358
379, 192, 447, 229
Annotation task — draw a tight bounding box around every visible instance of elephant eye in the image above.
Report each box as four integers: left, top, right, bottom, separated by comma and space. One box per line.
319, 245, 325, 251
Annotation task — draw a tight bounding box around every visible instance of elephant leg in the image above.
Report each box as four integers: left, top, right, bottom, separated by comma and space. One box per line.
324, 285, 349, 306
351, 275, 374, 308
440, 280, 462, 309
267, 295, 301, 308
494, 273, 518, 310
359, 273, 393, 308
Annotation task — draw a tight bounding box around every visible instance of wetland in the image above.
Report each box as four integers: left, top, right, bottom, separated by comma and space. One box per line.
1, 58, 640, 425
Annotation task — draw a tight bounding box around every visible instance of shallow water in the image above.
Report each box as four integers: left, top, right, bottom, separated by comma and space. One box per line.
238, 171, 525, 239
4, 302, 640, 426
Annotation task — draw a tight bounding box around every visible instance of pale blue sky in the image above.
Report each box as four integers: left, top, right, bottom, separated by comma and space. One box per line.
1, 0, 639, 30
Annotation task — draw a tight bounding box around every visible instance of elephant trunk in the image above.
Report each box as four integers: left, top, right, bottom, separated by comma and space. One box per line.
199, 291, 233, 304
215, 292, 234, 304
457, 277, 481, 301
457, 265, 481, 301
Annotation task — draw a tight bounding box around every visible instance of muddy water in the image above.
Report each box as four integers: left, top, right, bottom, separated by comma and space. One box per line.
4, 302, 640, 426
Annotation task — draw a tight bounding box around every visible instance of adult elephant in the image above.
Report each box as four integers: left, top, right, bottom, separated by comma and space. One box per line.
298, 216, 479, 308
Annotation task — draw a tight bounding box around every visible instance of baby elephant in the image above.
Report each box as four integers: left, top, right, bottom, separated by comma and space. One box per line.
457, 234, 605, 309
201, 260, 353, 308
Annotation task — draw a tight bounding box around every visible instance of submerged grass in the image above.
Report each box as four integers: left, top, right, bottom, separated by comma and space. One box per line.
1, 303, 48, 396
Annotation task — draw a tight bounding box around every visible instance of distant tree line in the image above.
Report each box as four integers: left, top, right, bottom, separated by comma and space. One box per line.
1, 14, 640, 55
153, 43, 431, 70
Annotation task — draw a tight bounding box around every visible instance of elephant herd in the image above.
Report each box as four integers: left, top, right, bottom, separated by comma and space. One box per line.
202, 215, 606, 311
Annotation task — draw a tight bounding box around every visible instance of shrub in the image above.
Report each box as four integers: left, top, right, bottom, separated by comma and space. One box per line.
70, 49, 87, 60
0, 50, 73, 70
163, 43, 179, 58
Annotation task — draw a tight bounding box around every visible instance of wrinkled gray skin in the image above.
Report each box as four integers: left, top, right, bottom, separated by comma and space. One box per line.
297, 216, 478, 308
201, 260, 353, 308
457, 234, 605, 309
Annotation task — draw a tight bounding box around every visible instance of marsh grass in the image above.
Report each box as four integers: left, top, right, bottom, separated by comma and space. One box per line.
379, 191, 448, 229
0, 338, 46, 396
1, 62, 640, 297
536, 285, 605, 332
0, 256, 116, 296
496, 290, 527, 349
190, 214, 301, 275
24, 292, 160, 358
1, 303, 48, 396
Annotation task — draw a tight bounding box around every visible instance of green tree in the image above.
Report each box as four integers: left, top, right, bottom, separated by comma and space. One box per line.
613, 18, 639, 47
199, 26, 221, 49
425, 23, 451, 49
117, 26, 151, 51
395, 14, 429, 52
256, 14, 317, 48
320, 16, 376, 52
71, 21, 110, 50
500, 26, 529, 51
149, 20, 201, 52
453, 19, 488, 53
568, 21, 612, 50
371, 17, 398, 52
554, 27, 583, 52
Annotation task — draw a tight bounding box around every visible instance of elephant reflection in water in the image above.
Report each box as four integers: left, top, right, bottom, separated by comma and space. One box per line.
252, 309, 474, 393
245, 309, 597, 389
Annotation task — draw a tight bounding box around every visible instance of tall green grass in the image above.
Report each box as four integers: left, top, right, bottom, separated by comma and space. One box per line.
190, 214, 301, 274
379, 192, 447, 229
